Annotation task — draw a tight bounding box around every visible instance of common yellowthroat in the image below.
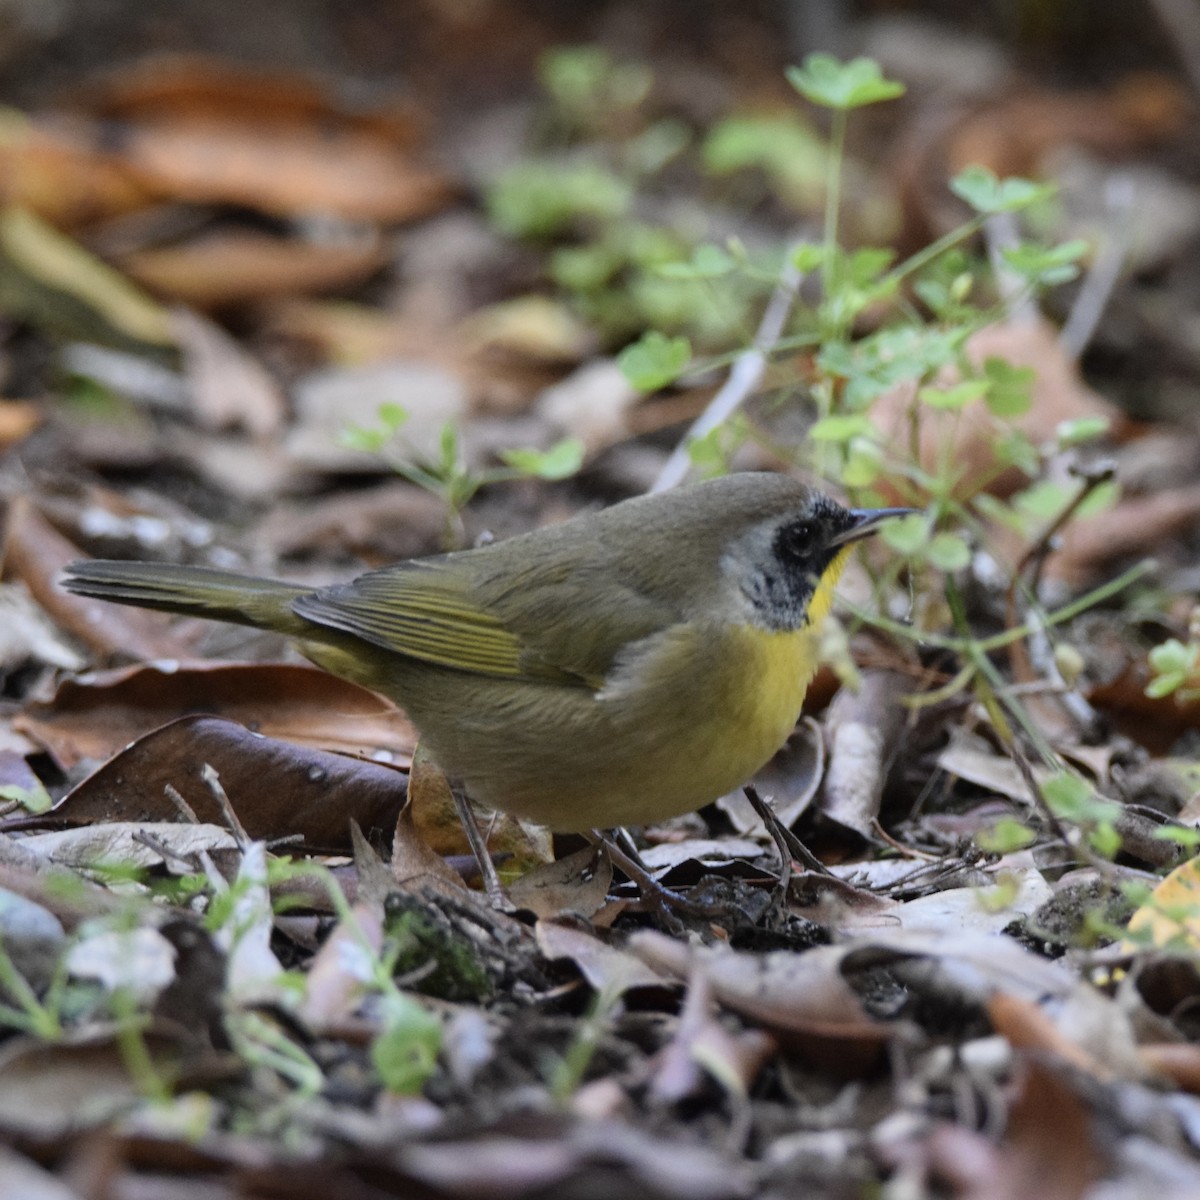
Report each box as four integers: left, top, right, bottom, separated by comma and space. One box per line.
61, 473, 906, 833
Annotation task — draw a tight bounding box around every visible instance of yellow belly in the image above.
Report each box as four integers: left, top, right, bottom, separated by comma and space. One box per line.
318, 594, 835, 832
453, 621, 819, 830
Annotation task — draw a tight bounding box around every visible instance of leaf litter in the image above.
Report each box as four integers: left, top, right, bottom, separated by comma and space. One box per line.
0, 8, 1199, 1199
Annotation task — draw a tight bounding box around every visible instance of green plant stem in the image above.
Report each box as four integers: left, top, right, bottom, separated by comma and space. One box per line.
822, 107, 847, 304
849, 559, 1154, 653
112, 991, 172, 1104
881, 215, 986, 291
0, 944, 61, 1040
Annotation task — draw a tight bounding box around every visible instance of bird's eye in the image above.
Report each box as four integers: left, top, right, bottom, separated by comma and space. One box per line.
779, 519, 816, 560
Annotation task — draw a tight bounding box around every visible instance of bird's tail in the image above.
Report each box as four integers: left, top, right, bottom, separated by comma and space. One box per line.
60, 560, 314, 637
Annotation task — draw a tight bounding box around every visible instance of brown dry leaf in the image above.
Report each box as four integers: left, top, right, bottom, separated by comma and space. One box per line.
0, 1031, 179, 1138
391, 798, 467, 893
896, 75, 1190, 249
993, 1058, 1105, 1200
406, 744, 553, 883
77, 54, 422, 134
299, 897, 384, 1030
947, 75, 1188, 184
536, 919, 669, 994
0, 399, 41, 450
630, 931, 888, 1072
260, 297, 411, 366
121, 229, 390, 309
113, 120, 452, 223
462, 296, 595, 365
1138, 1042, 1200, 1094
1048, 482, 1200, 586
76, 54, 453, 224
1085, 654, 1200, 753
171, 307, 285, 435
4, 497, 195, 662
508, 844, 612, 919
987, 991, 1111, 1078
819, 669, 910, 839
0, 111, 151, 230
870, 318, 1119, 505
50, 715, 408, 850
16, 660, 416, 769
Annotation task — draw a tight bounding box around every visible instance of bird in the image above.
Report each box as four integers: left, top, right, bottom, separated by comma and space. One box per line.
61, 473, 907, 880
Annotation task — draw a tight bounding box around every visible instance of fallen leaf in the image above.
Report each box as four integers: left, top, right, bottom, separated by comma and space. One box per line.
17, 660, 416, 769
122, 228, 390, 309
406, 744, 552, 883
171, 307, 285, 435
508, 844, 612, 919
0, 110, 150, 229
1123, 854, 1200, 953
633, 926, 888, 1051
820, 669, 911, 838
5, 497, 192, 662
18, 821, 237, 872
66, 926, 176, 1005
537, 919, 669, 994
49, 716, 408, 851
0, 1033, 169, 1137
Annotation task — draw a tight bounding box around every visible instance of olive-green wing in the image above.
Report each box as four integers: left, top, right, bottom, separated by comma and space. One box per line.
292, 555, 677, 689
293, 561, 526, 678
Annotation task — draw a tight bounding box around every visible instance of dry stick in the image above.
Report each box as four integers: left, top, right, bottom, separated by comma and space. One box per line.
1149, 0, 1200, 97
1002, 462, 1114, 734
163, 783, 200, 825
1006, 736, 1110, 877
131, 828, 203, 873
1059, 174, 1135, 361
200, 763, 250, 848
985, 211, 1037, 325
652, 249, 805, 494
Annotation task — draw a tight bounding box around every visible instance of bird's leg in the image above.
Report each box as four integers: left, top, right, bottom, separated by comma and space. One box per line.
742, 784, 834, 884
609, 825, 646, 869
451, 786, 510, 908
586, 829, 722, 919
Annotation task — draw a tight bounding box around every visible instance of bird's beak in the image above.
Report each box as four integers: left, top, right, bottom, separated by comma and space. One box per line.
829, 507, 919, 547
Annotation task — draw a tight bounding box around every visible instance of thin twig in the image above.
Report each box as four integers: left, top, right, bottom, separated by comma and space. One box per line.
652, 248, 806, 494
1148, 0, 1200, 97
200, 763, 250, 848
1002, 461, 1115, 733
1059, 174, 1135, 361
984, 211, 1037, 325
163, 783, 200, 824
